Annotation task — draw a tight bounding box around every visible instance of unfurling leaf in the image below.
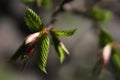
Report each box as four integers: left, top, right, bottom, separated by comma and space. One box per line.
24, 7, 43, 32
56, 45, 65, 63
52, 37, 65, 63
51, 28, 76, 36
99, 28, 114, 48
59, 42, 69, 55
10, 42, 29, 61
37, 34, 50, 73
50, 32, 69, 63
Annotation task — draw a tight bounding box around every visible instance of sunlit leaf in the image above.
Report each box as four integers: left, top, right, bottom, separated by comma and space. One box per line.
37, 33, 50, 73
56, 45, 65, 63
98, 28, 114, 48
51, 28, 76, 36
10, 42, 29, 61
24, 7, 43, 32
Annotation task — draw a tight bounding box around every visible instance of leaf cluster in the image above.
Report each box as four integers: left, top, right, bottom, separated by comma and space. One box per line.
10, 7, 76, 73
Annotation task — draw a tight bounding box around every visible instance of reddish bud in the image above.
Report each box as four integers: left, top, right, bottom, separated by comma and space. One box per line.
102, 43, 112, 67
25, 32, 40, 44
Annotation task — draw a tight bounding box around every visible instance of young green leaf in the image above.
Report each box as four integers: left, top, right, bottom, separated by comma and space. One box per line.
51, 28, 76, 36
24, 7, 43, 32
37, 33, 50, 73
56, 45, 65, 63
98, 28, 114, 48
10, 42, 29, 61
51, 32, 67, 63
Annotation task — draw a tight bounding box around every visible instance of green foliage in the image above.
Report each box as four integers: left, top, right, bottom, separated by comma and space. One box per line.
24, 7, 43, 32
51, 33, 65, 63
51, 28, 76, 37
56, 45, 65, 63
37, 34, 50, 73
111, 48, 120, 74
98, 28, 114, 48
50, 28, 76, 62
90, 6, 111, 23
50, 27, 73, 63
10, 7, 76, 74
10, 42, 29, 61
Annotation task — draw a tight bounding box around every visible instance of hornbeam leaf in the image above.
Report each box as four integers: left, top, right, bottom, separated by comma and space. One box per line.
37, 34, 50, 73
56, 45, 65, 63
24, 7, 43, 32
99, 28, 114, 48
51, 28, 76, 36
53, 40, 65, 63
10, 42, 29, 61
51, 33, 65, 63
